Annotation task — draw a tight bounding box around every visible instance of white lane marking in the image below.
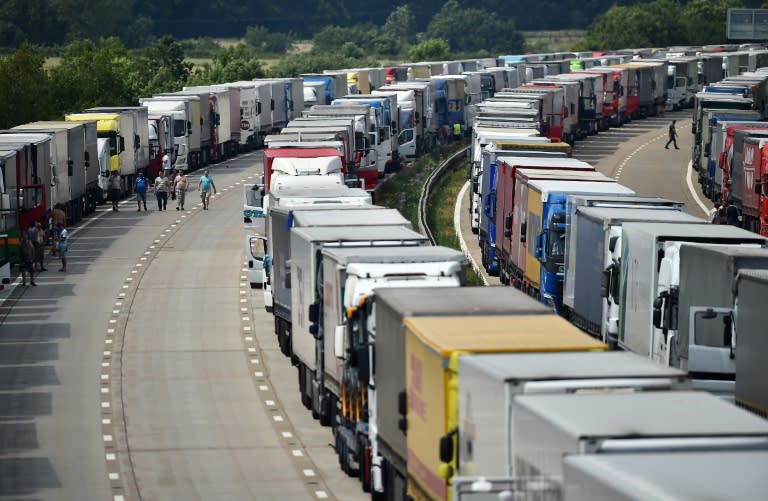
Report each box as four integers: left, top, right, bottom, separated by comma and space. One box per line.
248, 348, 256, 353
101, 374, 109, 380
106, 453, 116, 460
254, 371, 264, 377
107, 329, 115, 333
250, 359, 259, 364
243, 326, 251, 332
115, 496, 125, 501
102, 418, 111, 425
105, 339, 112, 344
273, 415, 284, 422
245, 336, 253, 341
455, 181, 488, 285
103, 435, 113, 442
242, 316, 250, 321
101, 388, 109, 394
259, 385, 268, 391
101, 402, 111, 408
282, 431, 293, 438
240, 299, 247, 303
103, 351, 111, 356
102, 362, 110, 367
265, 400, 275, 406
291, 449, 302, 456
315, 491, 328, 499
303, 469, 315, 477
108, 473, 119, 480
686, 160, 711, 216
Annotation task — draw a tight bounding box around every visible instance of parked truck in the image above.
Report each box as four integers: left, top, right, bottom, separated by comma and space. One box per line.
302, 73, 348, 107
494, 157, 595, 286
12, 121, 100, 222
0, 139, 50, 237
263, 141, 345, 192
457, 351, 689, 479
289, 225, 430, 422
653, 245, 768, 399
513, 391, 768, 491
319, 247, 469, 487
617, 222, 766, 384
372, 287, 554, 501
562, 201, 700, 340
402, 314, 606, 501
704, 118, 765, 202
182, 84, 242, 161
138, 97, 200, 171
735, 269, 768, 417
562, 451, 768, 501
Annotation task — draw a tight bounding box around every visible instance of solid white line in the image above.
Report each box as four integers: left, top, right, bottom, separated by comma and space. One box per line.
454, 181, 488, 286
685, 160, 711, 216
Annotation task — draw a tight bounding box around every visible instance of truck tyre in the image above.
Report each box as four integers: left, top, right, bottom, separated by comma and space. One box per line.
319, 394, 331, 426
299, 368, 312, 410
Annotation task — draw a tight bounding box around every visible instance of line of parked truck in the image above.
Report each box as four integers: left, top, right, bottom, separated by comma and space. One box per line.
240, 46, 768, 501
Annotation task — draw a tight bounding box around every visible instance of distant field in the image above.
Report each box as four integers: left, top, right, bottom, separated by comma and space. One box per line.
523, 30, 586, 53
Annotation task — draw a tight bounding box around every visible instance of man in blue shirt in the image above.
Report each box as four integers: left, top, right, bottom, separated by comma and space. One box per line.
198, 170, 217, 210
135, 171, 149, 211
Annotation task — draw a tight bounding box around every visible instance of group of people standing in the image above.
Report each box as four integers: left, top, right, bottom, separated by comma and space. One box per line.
19, 204, 69, 287
109, 167, 215, 213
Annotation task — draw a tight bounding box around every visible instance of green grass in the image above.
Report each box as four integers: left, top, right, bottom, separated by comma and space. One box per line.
523, 30, 586, 53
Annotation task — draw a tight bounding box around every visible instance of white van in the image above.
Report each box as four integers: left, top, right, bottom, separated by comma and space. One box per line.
246, 234, 267, 288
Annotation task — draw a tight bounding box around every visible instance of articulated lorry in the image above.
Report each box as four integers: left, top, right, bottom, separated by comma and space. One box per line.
562, 201, 699, 340
513, 391, 768, 494
500, 175, 634, 310
562, 450, 768, 501
289, 225, 431, 419
372, 287, 553, 501
617, 222, 766, 389
182, 84, 242, 161
493, 157, 595, 285
735, 269, 768, 417
457, 351, 689, 479
263, 141, 346, 193
12, 121, 100, 222
138, 97, 200, 171
319, 247, 469, 488
302, 73, 348, 107
653, 245, 768, 399
401, 314, 606, 501
0, 138, 50, 236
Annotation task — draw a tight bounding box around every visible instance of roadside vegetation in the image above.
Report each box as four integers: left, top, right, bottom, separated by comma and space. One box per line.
375, 141, 485, 286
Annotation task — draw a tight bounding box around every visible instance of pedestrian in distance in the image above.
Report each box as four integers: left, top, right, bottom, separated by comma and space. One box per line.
33, 222, 47, 272
135, 171, 149, 211
55, 223, 69, 272
173, 169, 188, 211
19, 231, 36, 286
198, 170, 216, 210
50, 204, 66, 256
726, 198, 742, 226
108, 172, 121, 212
154, 170, 170, 211
664, 120, 679, 149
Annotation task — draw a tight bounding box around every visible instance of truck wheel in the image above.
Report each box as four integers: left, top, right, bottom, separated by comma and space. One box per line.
359, 436, 371, 492
299, 368, 312, 410
319, 395, 331, 426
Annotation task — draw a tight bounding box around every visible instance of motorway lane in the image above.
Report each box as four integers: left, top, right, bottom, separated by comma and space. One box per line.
0, 152, 367, 500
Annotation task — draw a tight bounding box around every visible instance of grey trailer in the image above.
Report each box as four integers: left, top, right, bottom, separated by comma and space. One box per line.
735, 269, 768, 417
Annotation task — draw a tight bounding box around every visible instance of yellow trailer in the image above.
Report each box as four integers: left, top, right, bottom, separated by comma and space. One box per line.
404, 314, 606, 501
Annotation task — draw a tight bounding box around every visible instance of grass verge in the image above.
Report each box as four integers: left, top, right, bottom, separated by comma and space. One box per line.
375, 140, 485, 286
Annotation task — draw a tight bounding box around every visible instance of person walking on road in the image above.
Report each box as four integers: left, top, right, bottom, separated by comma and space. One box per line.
55, 223, 69, 272
33, 222, 47, 272
50, 204, 66, 256
173, 169, 188, 210
154, 171, 170, 211
665, 120, 679, 149
19, 231, 36, 286
198, 170, 216, 210
135, 171, 148, 211
726, 198, 742, 226
108, 172, 121, 212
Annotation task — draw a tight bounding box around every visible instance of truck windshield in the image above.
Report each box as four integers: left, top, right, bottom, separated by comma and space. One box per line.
97, 131, 119, 156
547, 229, 566, 261
173, 119, 186, 137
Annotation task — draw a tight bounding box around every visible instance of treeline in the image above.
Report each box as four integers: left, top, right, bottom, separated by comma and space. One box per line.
578, 0, 756, 50
8, 0, 763, 48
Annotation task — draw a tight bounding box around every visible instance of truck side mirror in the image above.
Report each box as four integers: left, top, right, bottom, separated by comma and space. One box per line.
520, 222, 527, 244
67, 159, 73, 177
534, 232, 544, 260
652, 296, 664, 329
439, 434, 453, 463
397, 390, 407, 434
84, 151, 90, 168
334, 325, 346, 359
608, 235, 619, 253
119, 136, 125, 153
215, 113, 221, 126
284, 262, 291, 289
600, 269, 610, 298
756, 178, 763, 195
504, 214, 512, 230
308, 302, 319, 323
187, 121, 192, 134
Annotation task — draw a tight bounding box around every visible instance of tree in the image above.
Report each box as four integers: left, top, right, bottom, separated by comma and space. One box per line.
684, 0, 744, 46
128, 35, 193, 98
187, 44, 266, 85
48, 38, 136, 116
426, 0, 524, 55
244, 25, 295, 55
0, 0, 65, 46
408, 39, 451, 62
383, 4, 418, 45
0, 44, 52, 128
577, 0, 687, 50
